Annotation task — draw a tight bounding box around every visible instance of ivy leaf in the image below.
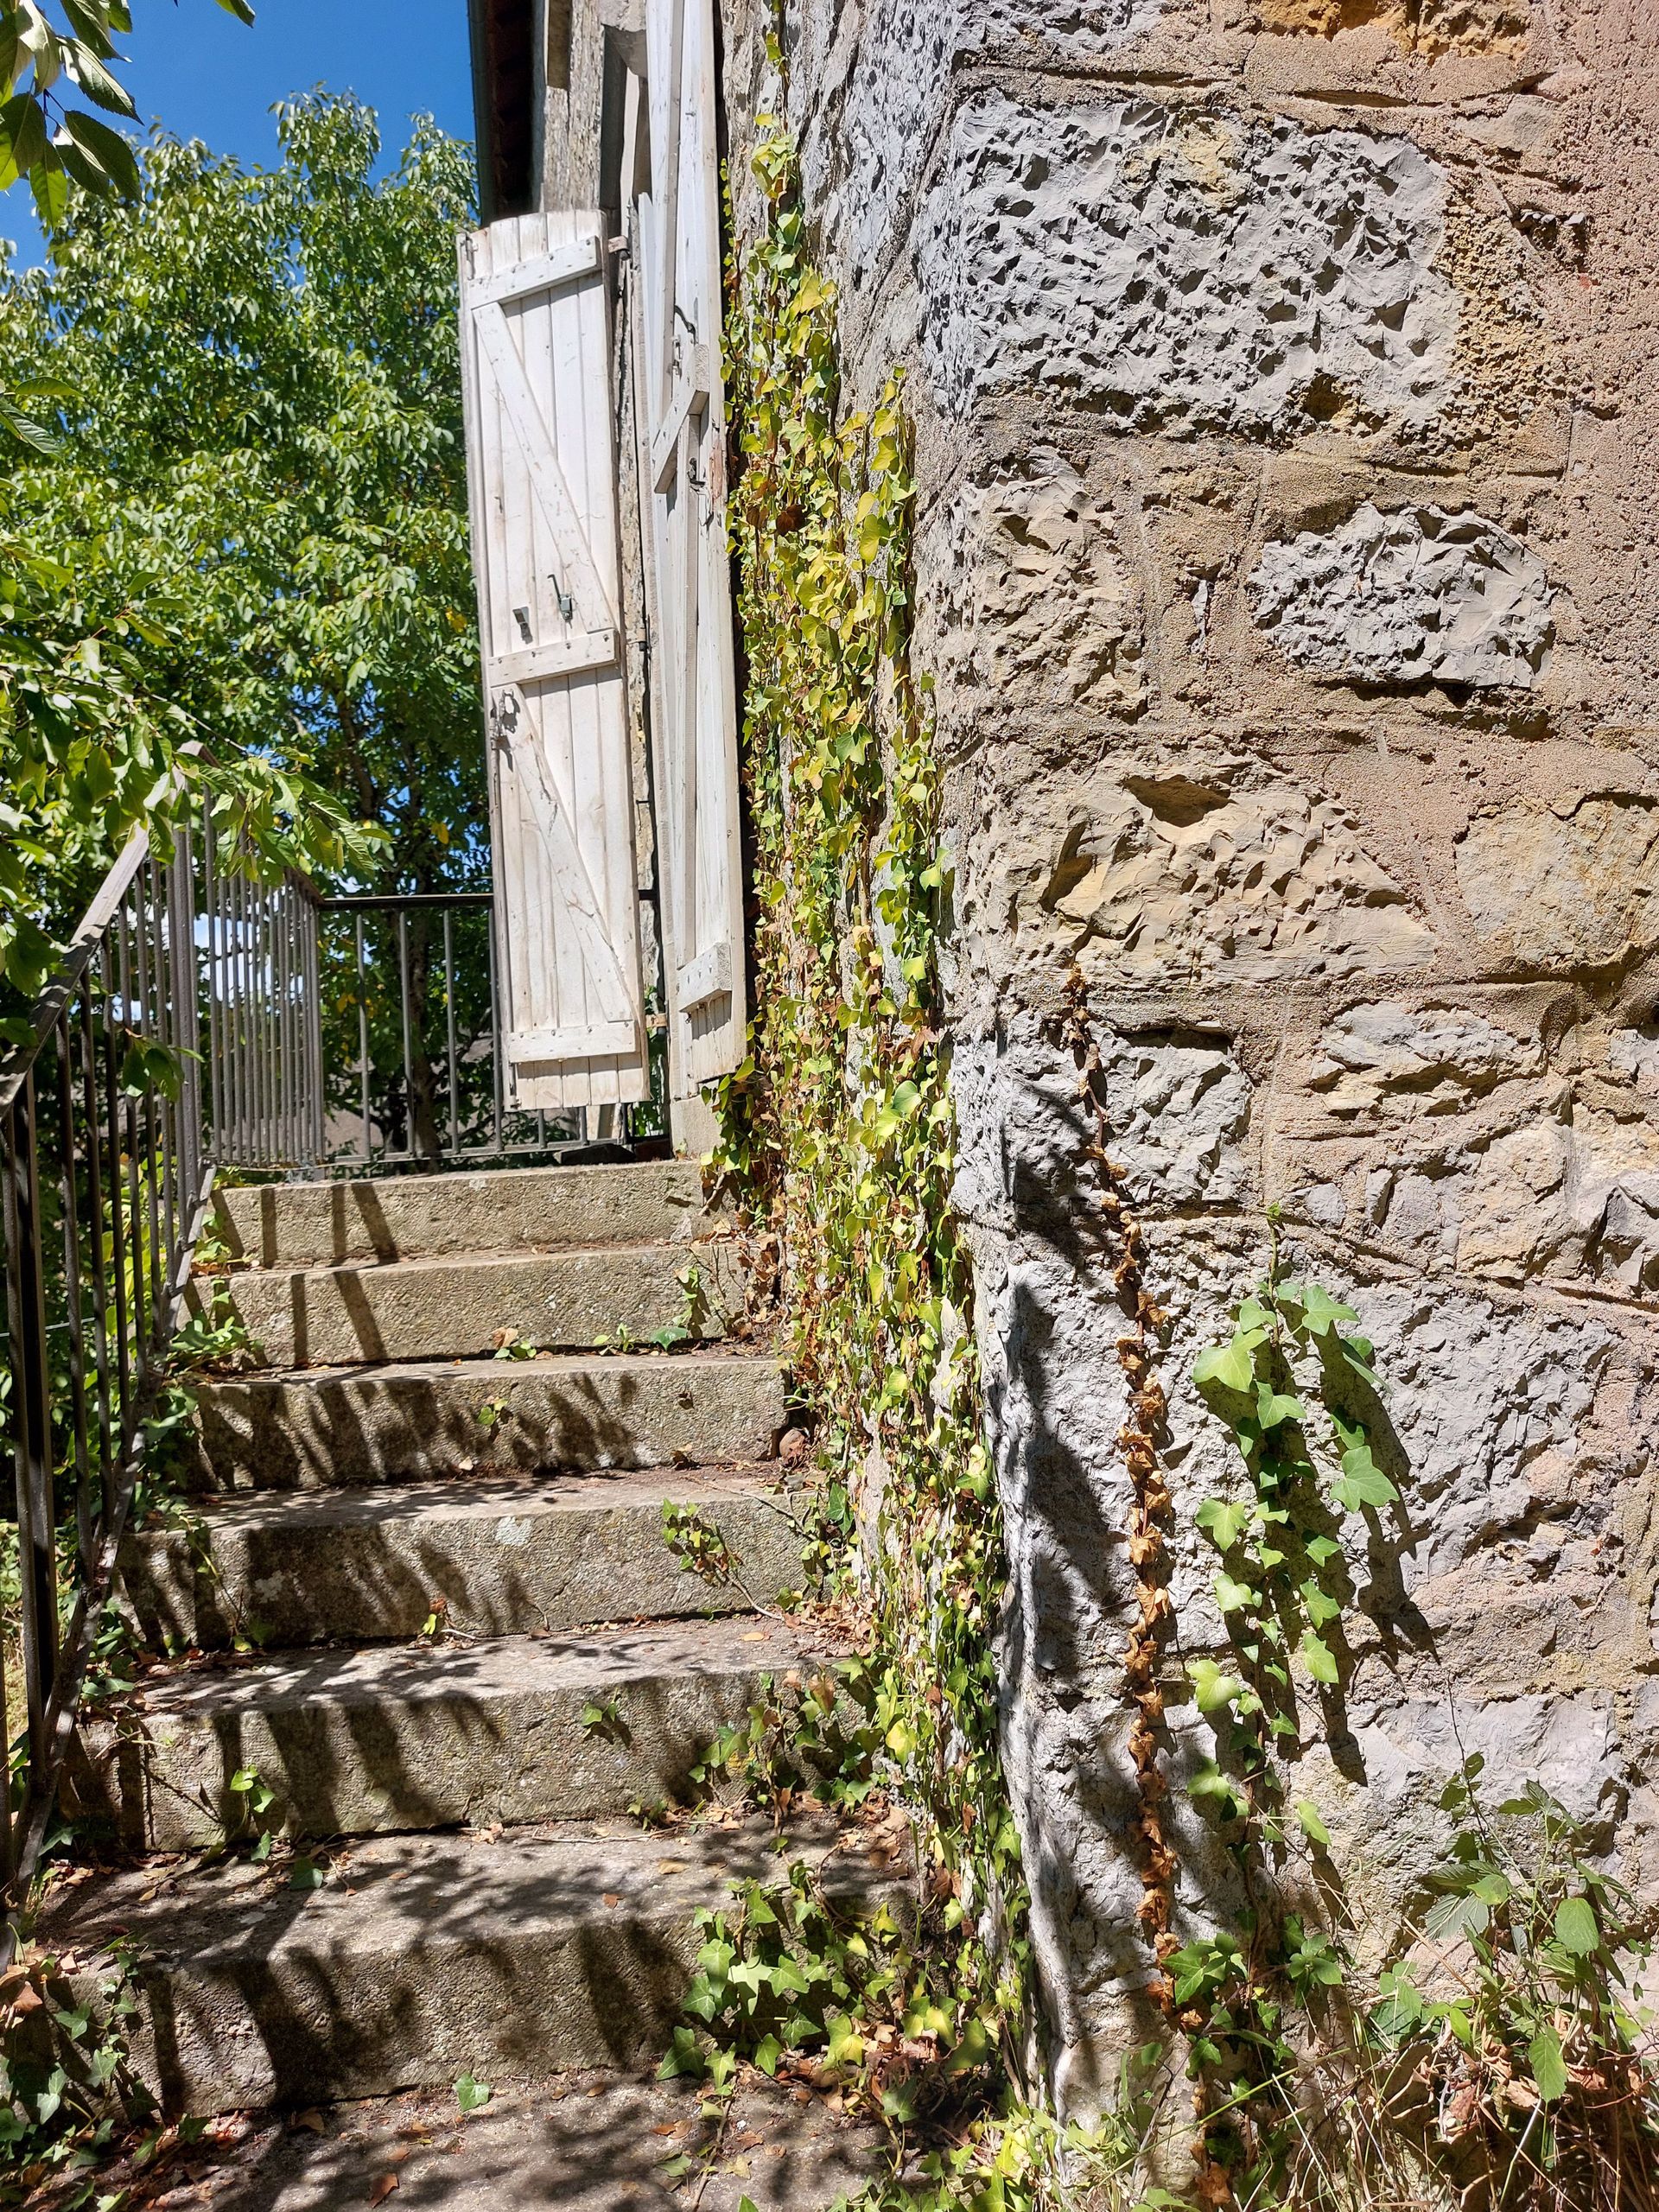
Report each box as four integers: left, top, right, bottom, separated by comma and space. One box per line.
1329, 1414, 1398, 1511
1305, 1535, 1343, 1568
1212, 1571, 1259, 1616
1299, 1631, 1338, 1687
1255, 1382, 1304, 1430
1554, 1895, 1600, 1958
1278, 1281, 1359, 1338
1195, 1498, 1252, 1552
1188, 1764, 1249, 1821
1529, 2024, 1567, 2105
1193, 1331, 1262, 1395
454, 2073, 491, 2113
1300, 1580, 1342, 1628
1186, 1658, 1247, 1715
1294, 1798, 1331, 1847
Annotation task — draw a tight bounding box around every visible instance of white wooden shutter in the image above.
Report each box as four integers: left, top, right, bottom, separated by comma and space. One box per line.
459, 212, 650, 1109
635, 0, 747, 1096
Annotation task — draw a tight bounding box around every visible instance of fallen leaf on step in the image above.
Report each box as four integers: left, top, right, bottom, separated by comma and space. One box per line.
741, 1632, 767, 1643
369, 2176, 399, 2204
651, 2122, 682, 2137
294, 2111, 327, 2135
602, 1892, 620, 1909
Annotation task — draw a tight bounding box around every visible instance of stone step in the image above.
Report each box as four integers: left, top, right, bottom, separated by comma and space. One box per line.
43, 1813, 907, 2114
78, 1616, 819, 1851
213, 1160, 712, 1272
221, 1240, 745, 1368
192, 1351, 788, 1492
120, 1466, 804, 1652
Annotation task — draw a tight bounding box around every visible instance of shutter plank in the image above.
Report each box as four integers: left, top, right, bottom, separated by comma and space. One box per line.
460, 210, 649, 1109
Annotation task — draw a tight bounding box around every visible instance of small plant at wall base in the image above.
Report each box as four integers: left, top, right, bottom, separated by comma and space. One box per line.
691, 97, 1088, 2208
1154, 1238, 1659, 2211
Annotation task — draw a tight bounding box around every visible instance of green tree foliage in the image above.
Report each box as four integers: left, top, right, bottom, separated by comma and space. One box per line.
0, 97, 484, 1093
1, 0, 253, 225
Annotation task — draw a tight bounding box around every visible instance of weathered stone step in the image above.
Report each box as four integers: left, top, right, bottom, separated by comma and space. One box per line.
192, 1351, 787, 1491
213, 1160, 712, 1272
120, 1466, 804, 1652
44, 1813, 906, 2113
79, 1616, 818, 1851
222, 1240, 745, 1367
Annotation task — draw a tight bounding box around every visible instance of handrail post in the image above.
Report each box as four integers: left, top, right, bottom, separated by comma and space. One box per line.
3, 1080, 59, 1758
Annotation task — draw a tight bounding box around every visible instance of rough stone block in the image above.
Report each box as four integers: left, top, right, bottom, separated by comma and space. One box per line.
1024, 766, 1433, 986
931, 459, 1146, 725
918, 95, 1457, 431
1249, 503, 1554, 688
1459, 791, 1659, 968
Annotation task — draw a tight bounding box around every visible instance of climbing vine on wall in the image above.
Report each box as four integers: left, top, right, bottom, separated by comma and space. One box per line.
708, 104, 1041, 2180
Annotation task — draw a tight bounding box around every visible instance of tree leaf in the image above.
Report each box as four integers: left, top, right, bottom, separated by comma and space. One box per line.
0, 92, 47, 188
1299, 1631, 1338, 1687
65, 41, 137, 116
65, 109, 139, 196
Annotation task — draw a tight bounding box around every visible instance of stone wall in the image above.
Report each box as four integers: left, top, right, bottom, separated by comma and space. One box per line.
720, 0, 1659, 2115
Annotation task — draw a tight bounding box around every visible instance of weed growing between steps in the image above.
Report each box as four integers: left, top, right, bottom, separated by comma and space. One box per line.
0, 1271, 291, 2187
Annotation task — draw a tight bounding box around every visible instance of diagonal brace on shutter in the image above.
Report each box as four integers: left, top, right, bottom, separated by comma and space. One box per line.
501, 701, 641, 1056
475, 302, 621, 637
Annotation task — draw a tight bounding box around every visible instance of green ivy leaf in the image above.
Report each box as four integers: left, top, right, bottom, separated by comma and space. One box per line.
1186, 1658, 1247, 1715
1192, 1333, 1261, 1395
1299, 1631, 1338, 1687
454, 2073, 492, 2113
1255, 1382, 1304, 1430
1195, 1498, 1252, 1552
1212, 1571, 1259, 1615
1294, 1798, 1331, 1847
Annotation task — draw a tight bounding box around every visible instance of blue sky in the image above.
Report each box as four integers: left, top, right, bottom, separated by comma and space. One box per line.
3, 0, 476, 267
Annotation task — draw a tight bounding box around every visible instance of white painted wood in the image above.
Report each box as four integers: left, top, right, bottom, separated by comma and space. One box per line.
471, 236, 602, 308
634, 0, 747, 1099
459, 212, 649, 1109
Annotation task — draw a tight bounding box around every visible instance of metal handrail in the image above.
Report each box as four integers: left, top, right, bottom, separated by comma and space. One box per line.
0, 825, 216, 1938
313, 888, 580, 1172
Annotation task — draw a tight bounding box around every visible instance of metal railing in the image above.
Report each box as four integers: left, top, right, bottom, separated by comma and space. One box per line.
204, 844, 324, 1173
315, 891, 579, 1172
0, 824, 317, 1931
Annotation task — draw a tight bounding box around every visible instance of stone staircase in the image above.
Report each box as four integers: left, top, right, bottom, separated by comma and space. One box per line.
44, 1162, 878, 2120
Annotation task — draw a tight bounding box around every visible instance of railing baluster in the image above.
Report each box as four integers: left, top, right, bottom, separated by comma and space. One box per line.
54, 1022, 94, 1584
79, 982, 116, 1528
355, 913, 371, 1162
